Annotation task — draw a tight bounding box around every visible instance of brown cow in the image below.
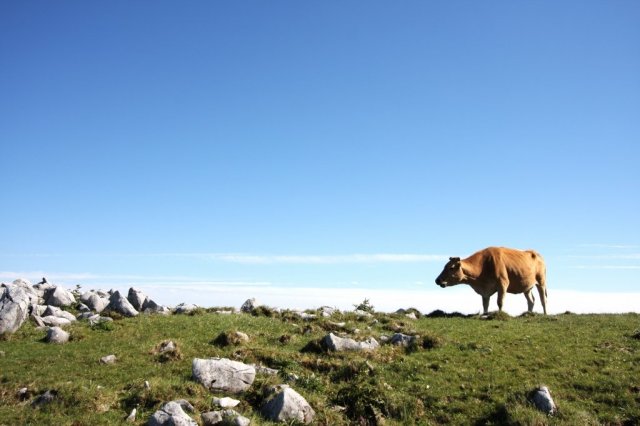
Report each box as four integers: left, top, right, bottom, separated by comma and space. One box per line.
435, 247, 547, 314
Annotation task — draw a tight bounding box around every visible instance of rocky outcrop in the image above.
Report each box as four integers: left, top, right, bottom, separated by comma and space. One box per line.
261, 385, 315, 424
148, 401, 197, 426
321, 333, 379, 352
127, 287, 147, 311
44, 286, 76, 307
192, 358, 256, 393
0, 283, 33, 334
107, 291, 138, 317
80, 291, 109, 313
141, 298, 171, 315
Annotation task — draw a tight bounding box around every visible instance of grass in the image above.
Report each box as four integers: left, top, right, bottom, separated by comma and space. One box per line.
1, 309, 639, 425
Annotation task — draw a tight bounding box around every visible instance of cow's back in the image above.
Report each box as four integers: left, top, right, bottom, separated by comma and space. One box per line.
484, 247, 545, 292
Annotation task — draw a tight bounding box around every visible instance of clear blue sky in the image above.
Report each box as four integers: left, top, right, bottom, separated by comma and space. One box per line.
1, 2, 639, 309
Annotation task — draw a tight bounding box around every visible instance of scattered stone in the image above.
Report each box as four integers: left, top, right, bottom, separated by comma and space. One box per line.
261, 385, 315, 424
174, 303, 198, 314
0, 350, 4, 357
78, 303, 91, 312
46, 326, 70, 344
354, 309, 373, 318
212, 396, 241, 408
405, 312, 418, 320
531, 386, 557, 415
319, 306, 337, 317
213, 309, 236, 315
192, 358, 256, 393
88, 315, 113, 326
0, 283, 33, 334
107, 291, 138, 317
240, 298, 260, 313
126, 407, 136, 422
321, 333, 379, 352
148, 401, 197, 426
174, 399, 195, 413
100, 354, 117, 364
44, 286, 76, 307
213, 331, 250, 346
127, 287, 147, 311
158, 340, 176, 353
292, 311, 317, 321
252, 364, 279, 376
17, 387, 31, 401
144, 381, 151, 389
31, 389, 58, 408
202, 409, 250, 426
389, 333, 418, 347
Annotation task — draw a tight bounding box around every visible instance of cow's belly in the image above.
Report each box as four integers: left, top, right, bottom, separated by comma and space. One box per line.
507, 282, 536, 294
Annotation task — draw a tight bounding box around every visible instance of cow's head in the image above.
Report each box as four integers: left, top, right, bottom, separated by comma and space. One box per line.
435, 257, 463, 287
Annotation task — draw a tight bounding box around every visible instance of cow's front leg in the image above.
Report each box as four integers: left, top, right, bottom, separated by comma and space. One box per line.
497, 281, 508, 312
482, 295, 490, 314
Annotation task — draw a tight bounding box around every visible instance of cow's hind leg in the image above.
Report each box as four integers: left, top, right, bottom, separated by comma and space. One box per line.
536, 285, 547, 315
535, 274, 548, 315
524, 289, 535, 312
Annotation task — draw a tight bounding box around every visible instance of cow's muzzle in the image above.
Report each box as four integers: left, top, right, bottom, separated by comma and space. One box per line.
435, 278, 447, 288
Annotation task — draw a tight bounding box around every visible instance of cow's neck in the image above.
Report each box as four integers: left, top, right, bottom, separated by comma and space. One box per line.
461, 262, 481, 284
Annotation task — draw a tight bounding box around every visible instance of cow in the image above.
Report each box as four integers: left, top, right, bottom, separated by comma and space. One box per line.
435, 247, 547, 314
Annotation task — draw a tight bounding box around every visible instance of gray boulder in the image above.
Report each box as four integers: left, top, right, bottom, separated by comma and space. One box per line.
261, 385, 315, 424
107, 291, 138, 317
88, 315, 113, 326
322, 333, 379, 352
148, 401, 197, 426
31, 389, 58, 407
13, 279, 40, 305
0, 283, 32, 334
100, 354, 117, 364
127, 287, 148, 311
319, 306, 338, 317
142, 299, 171, 315
212, 397, 241, 408
46, 327, 69, 344
389, 333, 418, 347
80, 291, 109, 313
240, 298, 260, 313
44, 286, 76, 307
43, 306, 77, 322
202, 409, 250, 426
40, 316, 72, 327
531, 386, 557, 415
192, 358, 256, 393
174, 303, 198, 314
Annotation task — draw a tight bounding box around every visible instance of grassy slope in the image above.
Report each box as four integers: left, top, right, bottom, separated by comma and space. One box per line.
1, 309, 639, 425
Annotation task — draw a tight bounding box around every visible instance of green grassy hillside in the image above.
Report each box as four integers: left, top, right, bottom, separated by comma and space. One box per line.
1, 308, 639, 425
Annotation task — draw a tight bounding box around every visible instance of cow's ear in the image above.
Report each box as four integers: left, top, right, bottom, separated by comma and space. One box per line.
450, 257, 460, 262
